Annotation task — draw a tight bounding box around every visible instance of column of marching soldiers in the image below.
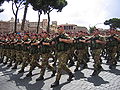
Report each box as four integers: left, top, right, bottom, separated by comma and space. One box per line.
0, 27, 120, 87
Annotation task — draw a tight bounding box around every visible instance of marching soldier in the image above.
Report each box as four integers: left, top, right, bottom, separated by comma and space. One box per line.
74, 31, 88, 72
106, 30, 119, 69
7, 34, 16, 67
26, 34, 42, 77
12, 34, 23, 69
51, 26, 74, 87
36, 32, 56, 81
18, 34, 31, 73
88, 29, 106, 76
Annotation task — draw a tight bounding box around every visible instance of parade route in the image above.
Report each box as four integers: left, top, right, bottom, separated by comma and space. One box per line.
0, 58, 120, 90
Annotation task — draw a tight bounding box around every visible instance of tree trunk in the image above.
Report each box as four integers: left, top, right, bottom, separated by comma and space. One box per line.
36, 11, 41, 33
14, 9, 18, 33
21, 0, 29, 32
47, 12, 50, 33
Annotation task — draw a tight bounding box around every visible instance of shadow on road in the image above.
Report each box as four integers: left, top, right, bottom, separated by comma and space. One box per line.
86, 75, 109, 86
74, 71, 86, 80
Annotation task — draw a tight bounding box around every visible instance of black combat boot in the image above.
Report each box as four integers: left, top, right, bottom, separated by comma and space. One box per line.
0, 58, 3, 63
91, 70, 98, 76
68, 60, 75, 67
51, 81, 59, 88
18, 69, 24, 73
91, 66, 102, 76
36, 76, 44, 81
3, 61, 7, 65
82, 63, 88, 69
74, 67, 78, 72
67, 72, 74, 82
51, 70, 56, 77
26, 72, 32, 77
109, 64, 116, 69
7, 63, 12, 67
12, 66, 17, 69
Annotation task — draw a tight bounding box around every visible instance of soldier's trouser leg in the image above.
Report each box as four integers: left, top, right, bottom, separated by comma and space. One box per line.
18, 52, 29, 73
109, 47, 117, 69
92, 49, 102, 76
68, 53, 74, 67
12, 51, 23, 69
93, 49, 102, 69
56, 51, 73, 81
3, 49, 10, 65
75, 49, 86, 71
28, 54, 41, 73
51, 51, 74, 87
36, 53, 55, 81
40, 53, 55, 76
8, 50, 16, 67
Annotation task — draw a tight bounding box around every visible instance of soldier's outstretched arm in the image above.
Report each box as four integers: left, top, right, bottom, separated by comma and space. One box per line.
59, 38, 73, 43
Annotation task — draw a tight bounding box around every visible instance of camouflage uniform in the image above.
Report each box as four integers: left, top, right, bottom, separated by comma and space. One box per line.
36, 38, 56, 81
12, 38, 23, 69
51, 33, 74, 87
74, 36, 88, 71
106, 35, 118, 69
18, 37, 31, 73
3, 38, 10, 65
90, 35, 105, 76
26, 39, 42, 77
7, 39, 16, 67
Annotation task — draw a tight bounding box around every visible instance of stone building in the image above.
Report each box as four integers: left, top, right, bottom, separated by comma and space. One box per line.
0, 18, 88, 34
58, 23, 88, 33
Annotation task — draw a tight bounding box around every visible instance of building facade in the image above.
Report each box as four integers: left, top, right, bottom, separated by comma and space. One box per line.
0, 18, 88, 34
58, 23, 88, 33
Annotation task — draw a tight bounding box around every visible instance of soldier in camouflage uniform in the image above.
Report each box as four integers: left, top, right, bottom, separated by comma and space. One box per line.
7, 34, 16, 67
36, 32, 56, 81
74, 31, 88, 72
18, 34, 31, 73
106, 30, 118, 69
0, 36, 6, 63
116, 31, 120, 61
26, 34, 42, 77
89, 30, 106, 76
51, 26, 74, 87
3, 35, 11, 65
12, 34, 23, 69
67, 32, 75, 67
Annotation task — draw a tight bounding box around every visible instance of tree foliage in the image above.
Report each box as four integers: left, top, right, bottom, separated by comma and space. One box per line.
0, 0, 11, 13
89, 26, 96, 33
29, 0, 67, 32
104, 18, 120, 29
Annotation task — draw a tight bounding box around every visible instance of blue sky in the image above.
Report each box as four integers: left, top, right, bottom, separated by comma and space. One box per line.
0, 0, 120, 29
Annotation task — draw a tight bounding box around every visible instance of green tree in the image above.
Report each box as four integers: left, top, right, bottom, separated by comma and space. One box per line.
104, 18, 120, 29
30, 0, 67, 33
89, 26, 96, 33
43, 0, 68, 33
0, 0, 10, 13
